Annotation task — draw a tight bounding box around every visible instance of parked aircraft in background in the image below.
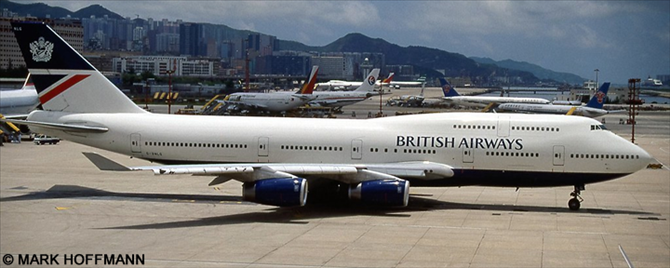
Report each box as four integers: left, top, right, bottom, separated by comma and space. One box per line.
380, 72, 395, 86
315, 71, 386, 91
0, 74, 39, 118
315, 72, 424, 90
385, 81, 428, 107
386, 74, 425, 89
551, 100, 583, 106
316, 79, 358, 91
5, 22, 653, 211
497, 83, 620, 118
439, 78, 550, 108
222, 66, 319, 112
309, 68, 380, 110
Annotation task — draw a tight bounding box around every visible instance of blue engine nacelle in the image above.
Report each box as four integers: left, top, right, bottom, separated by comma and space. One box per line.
242, 178, 308, 207
348, 179, 409, 207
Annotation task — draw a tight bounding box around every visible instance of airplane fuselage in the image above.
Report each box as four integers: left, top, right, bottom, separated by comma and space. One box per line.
27, 111, 649, 188
226, 92, 313, 112
498, 103, 609, 118
0, 88, 39, 115
310, 91, 372, 107
444, 96, 550, 108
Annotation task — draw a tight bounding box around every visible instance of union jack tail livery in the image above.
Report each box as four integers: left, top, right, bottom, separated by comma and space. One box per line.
11, 21, 145, 114
585, 82, 611, 109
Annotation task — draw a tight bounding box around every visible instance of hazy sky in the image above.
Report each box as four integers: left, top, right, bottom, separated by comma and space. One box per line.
21, 0, 670, 84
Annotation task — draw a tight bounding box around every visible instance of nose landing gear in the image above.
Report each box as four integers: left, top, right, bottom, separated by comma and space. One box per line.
568, 184, 585, 210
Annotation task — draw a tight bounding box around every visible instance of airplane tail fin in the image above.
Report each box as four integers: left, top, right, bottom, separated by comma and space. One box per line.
438, 78, 460, 97
297, 66, 319, 94
11, 21, 145, 114
585, 82, 610, 109
354, 68, 380, 92
382, 72, 395, 84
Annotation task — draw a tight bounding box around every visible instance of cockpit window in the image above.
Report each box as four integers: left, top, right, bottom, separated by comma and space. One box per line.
590, 124, 608, 131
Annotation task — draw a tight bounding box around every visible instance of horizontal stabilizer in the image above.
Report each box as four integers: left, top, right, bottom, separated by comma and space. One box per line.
82, 152, 131, 171
2, 119, 108, 133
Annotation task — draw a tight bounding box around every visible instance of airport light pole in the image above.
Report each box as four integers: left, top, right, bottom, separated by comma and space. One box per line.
594, 69, 599, 91
379, 74, 384, 117
144, 81, 149, 110
166, 69, 174, 114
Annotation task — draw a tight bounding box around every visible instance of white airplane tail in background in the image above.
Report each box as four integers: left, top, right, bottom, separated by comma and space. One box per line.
585, 82, 611, 109
11, 21, 145, 114
354, 68, 380, 92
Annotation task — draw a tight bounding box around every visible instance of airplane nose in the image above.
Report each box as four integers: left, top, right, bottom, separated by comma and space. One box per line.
636, 146, 654, 169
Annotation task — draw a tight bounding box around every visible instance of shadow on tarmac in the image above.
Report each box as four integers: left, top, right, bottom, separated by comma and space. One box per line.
0, 184, 661, 230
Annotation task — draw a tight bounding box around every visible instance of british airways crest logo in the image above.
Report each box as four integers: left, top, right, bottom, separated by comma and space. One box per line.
367, 75, 375, 85
30, 37, 53, 62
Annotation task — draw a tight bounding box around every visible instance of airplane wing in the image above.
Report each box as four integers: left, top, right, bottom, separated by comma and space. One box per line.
310, 99, 340, 106
83, 152, 454, 186
293, 94, 317, 101
217, 100, 268, 110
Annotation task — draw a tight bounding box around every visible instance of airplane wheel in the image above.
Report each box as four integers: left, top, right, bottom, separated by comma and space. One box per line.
568, 198, 581, 210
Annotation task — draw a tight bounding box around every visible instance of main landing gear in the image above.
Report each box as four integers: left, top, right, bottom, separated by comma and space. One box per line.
568, 184, 585, 210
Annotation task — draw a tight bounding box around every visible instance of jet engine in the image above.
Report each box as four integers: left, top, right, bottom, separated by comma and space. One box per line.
242, 178, 308, 207
349, 179, 409, 207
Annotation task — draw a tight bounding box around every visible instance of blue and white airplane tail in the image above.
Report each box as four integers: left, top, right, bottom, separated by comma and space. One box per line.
438, 78, 461, 97
585, 82, 610, 109
11, 21, 145, 114
354, 68, 380, 92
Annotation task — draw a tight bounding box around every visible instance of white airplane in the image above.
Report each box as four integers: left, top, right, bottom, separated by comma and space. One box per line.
440, 78, 551, 108
497, 83, 620, 118
309, 68, 380, 109
551, 100, 582, 106
315, 71, 387, 91
5, 22, 653, 210
0, 74, 39, 118
386, 73, 425, 89
315, 72, 422, 90
222, 66, 319, 112
386, 82, 428, 107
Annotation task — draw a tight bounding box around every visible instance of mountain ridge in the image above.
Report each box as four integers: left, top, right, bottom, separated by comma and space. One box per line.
1, 0, 123, 20
470, 57, 586, 84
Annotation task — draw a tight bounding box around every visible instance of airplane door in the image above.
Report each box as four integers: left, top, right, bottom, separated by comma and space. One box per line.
497, 115, 510, 137
553, 145, 565, 166
351, 139, 362, 160
130, 133, 141, 154
258, 137, 269, 157
462, 147, 474, 163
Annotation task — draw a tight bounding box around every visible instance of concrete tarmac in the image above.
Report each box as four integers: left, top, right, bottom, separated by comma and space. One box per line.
1, 101, 668, 267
